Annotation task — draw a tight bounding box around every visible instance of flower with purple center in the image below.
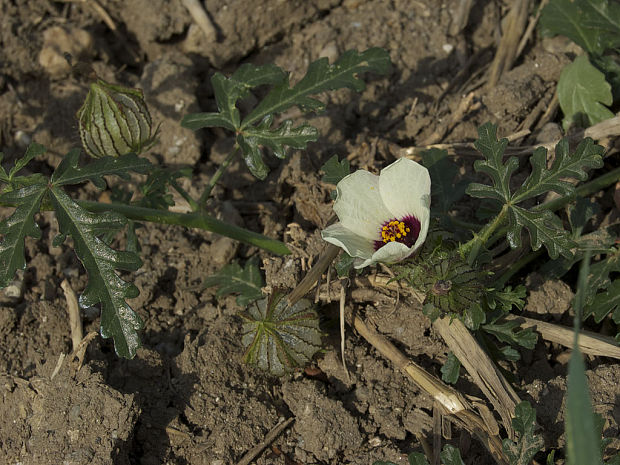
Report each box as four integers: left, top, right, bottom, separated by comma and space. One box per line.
321, 158, 431, 269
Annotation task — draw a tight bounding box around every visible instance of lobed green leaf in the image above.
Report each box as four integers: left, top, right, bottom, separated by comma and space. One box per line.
557, 55, 614, 130
0, 183, 47, 287
507, 207, 576, 259
502, 401, 545, 465
240, 292, 322, 376
467, 123, 514, 204
202, 257, 264, 306
483, 318, 537, 350
440, 352, 461, 384
50, 187, 143, 358
242, 48, 391, 128
320, 154, 350, 185
52, 150, 152, 188
513, 138, 604, 203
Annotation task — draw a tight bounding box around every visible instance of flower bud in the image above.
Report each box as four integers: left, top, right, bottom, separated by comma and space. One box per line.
77, 79, 157, 158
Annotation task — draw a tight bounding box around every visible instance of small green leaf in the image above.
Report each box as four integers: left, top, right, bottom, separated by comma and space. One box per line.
587, 279, 620, 323
439, 444, 465, 465
137, 166, 191, 210
502, 401, 545, 465
441, 352, 461, 384
240, 292, 322, 376
335, 252, 355, 278
540, 0, 620, 55
580, 248, 620, 316
0, 183, 47, 287
8, 143, 47, 179
462, 302, 486, 330
408, 453, 430, 465
52, 150, 152, 188
558, 55, 614, 130
242, 48, 391, 128
236, 136, 269, 180
202, 257, 264, 306
422, 148, 468, 214
181, 63, 287, 132
50, 187, 143, 358
320, 155, 350, 185
483, 318, 538, 350
486, 285, 527, 312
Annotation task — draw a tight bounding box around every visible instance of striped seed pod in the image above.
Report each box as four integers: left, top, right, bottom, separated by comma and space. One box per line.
77, 79, 158, 158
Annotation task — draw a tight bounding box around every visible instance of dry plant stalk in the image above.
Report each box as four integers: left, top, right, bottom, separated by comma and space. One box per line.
61, 279, 83, 352
505, 314, 620, 359
433, 317, 521, 440
487, 0, 530, 88
236, 417, 295, 465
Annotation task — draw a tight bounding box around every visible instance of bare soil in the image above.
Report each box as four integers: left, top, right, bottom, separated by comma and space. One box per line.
0, 1, 618, 464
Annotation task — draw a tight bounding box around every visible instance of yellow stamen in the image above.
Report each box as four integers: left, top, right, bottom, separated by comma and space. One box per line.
381, 220, 409, 243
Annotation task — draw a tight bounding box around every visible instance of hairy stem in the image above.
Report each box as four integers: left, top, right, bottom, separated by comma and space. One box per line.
78, 200, 291, 255
198, 144, 241, 209
460, 204, 509, 263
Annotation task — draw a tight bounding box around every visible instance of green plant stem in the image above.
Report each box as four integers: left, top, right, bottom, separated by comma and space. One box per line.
198, 145, 241, 209
495, 249, 543, 288
78, 200, 291, 255
169, 179, 199, 212
460, 204, 509, 261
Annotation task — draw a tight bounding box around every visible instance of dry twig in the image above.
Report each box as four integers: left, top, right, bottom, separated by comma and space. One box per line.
433, 317, 521, 440
236, 417, 295, 465
182, 0, 217, 42
61, 279, 83, 352
505, 314, 620, 359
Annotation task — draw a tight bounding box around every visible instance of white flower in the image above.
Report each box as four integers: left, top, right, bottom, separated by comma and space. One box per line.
321, 158, 431, 269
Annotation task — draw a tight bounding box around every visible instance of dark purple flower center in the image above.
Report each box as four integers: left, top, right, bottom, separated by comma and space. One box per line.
373, 215, 421, 251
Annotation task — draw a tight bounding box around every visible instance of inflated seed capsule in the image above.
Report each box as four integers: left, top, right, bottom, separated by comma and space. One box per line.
77, 79, 158, 158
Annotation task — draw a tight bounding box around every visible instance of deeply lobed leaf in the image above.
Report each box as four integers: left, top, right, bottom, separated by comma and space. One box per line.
50, 187, 143, 358
467, 123, 604, 259
0, 184, 46, 287
502, 401, 545, 465
242, 48, 391, 128
51, 150, 152, 188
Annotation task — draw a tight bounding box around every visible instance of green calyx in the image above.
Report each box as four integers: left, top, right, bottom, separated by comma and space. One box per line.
77, 79, 158, 158
240, 291, 323, 376
401, 248, 487, 329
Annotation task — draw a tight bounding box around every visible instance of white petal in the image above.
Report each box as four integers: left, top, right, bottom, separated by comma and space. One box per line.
379, 158, 431, 221
333, 170, 391, 240
321, 223, 374, 260
353, 241, 413, 269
